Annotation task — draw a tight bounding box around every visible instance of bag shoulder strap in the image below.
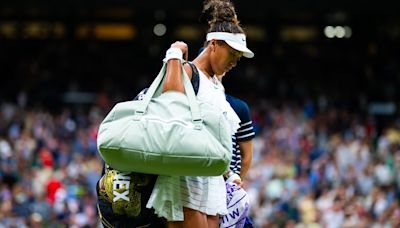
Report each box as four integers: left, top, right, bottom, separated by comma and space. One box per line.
134, 62, 199, 101
135, 62, 203, 128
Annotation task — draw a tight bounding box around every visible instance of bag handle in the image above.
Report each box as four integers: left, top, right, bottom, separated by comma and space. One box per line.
134, 62, 203, 129
135, 63, 167, 116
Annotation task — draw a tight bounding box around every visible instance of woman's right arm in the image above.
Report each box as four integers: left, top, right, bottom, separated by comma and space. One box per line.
162, 41, 192, 93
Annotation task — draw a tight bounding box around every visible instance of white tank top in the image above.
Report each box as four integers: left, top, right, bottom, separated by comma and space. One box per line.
195, 67, 241, 135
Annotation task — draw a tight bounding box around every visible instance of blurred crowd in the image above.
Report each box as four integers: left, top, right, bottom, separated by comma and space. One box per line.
0, 102, 103, 227
1, 97, 400, 227
1, 3, 400, 227
246, 101, 400, 228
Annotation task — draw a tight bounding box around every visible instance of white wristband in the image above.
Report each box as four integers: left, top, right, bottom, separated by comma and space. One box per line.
226, 173, 241, 183
163, 47, 183, 62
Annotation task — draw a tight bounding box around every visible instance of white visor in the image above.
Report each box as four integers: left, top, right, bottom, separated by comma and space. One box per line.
206, 32, 254, 58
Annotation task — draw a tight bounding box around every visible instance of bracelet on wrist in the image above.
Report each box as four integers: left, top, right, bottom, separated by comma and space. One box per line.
163, 47, 183, 62
224, 170, 234, 179
225, 170, 241, 183
226, 173, 241, 183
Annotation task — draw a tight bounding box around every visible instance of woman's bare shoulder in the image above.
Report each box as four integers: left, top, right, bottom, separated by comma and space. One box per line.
183, 62, 193, 80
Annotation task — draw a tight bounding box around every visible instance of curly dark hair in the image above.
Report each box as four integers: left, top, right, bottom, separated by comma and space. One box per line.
201, 0, 245, 34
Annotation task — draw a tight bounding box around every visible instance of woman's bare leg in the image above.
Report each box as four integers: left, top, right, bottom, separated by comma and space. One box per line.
166, 221, 183, 228
207, 215, 219, 228
166, 207, 208, 228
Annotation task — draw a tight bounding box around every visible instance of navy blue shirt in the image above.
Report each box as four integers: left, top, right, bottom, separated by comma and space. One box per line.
226, 94, 255, 175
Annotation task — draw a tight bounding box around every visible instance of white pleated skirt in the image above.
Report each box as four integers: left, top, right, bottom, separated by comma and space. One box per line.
146, 175, 228, 221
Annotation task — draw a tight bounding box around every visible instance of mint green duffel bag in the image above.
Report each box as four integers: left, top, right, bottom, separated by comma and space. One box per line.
97, 63, 232, 176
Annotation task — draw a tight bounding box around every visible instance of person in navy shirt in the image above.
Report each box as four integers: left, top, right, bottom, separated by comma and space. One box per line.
225, 94, 255, 182
216, 72, 256, 228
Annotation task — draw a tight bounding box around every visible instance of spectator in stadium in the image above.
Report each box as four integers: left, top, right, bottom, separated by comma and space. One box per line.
215, 72, 255, 185
215, 72, 256, 228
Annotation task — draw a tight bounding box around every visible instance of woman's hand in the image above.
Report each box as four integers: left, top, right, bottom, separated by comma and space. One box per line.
170, 41, 188, 61
162, 41, 188, 93
225, 171, 243, 187
232, 178, 243, 187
